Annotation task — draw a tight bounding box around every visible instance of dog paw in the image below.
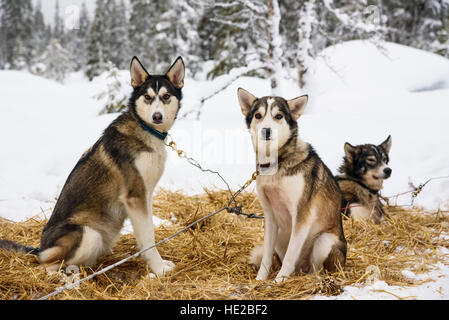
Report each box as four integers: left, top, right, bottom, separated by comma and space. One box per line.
152, 259, 175, 276
163, 259, 175, 270
274, 273, 289, 283
256, 270, 269, 281
44, 264, 61, 275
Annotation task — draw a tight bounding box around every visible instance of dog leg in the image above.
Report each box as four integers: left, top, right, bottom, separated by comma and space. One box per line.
126, 196, 174, 276
256, 201, 278, 281
322, 241, 346, 272
309, 233, 340, 273
66, 226, 104, 267
275, 221, 312, 283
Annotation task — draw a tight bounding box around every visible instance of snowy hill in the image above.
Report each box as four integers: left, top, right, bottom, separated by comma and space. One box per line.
309, 40, 449, 94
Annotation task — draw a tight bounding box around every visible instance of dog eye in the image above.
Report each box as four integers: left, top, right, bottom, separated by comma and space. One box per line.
162, 94, 171, 100
275, 114, 283, 120
144, 94, 152, 101
255, 113, 262, 120
366, 158, 377, 164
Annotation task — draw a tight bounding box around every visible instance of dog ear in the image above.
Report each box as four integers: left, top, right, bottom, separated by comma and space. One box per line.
344, 142, 357, 163
237, 88, 257, 116
166, 56, 185, 89
130, 56, 150, 88
379, 135, 392, 154
287, 95, 308, 121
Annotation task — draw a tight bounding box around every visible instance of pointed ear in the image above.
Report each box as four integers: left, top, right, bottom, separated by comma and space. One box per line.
166, 56, 185, 89
287, 95, 308, 121
130, 56, 149, 88
379, 135, 392, 154
344, 142, 357, 163
237, 88, 257, 116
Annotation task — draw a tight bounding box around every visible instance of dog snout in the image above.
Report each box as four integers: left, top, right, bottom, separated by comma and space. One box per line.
383, 167, 392, 178
261, 128, 271, 140
152, 112, 163, 123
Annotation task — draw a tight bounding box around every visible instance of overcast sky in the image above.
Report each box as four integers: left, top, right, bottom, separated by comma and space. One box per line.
33, 0, 96, 25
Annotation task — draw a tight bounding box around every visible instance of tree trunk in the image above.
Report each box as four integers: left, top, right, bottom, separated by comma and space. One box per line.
267, 0, 283, 95
296, 0, 315, 89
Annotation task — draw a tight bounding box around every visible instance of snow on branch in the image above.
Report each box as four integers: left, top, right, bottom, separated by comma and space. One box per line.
179, 60, 264, 120
322, 0, 383, 35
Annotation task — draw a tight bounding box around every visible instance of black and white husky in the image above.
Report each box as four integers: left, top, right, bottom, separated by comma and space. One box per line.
237, 88, 347, 282
0, 56, 185, 275
336, 136, 392, 224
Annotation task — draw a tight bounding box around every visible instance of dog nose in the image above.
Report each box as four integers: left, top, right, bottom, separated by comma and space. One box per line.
384, 167, 392, 177
152, 112, 163, 123
261, 128, 271, 140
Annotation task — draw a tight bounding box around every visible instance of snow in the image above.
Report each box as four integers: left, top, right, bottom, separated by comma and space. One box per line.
309, 40, 449, 94
314, 248, 449, 300
0, 40, 449, 299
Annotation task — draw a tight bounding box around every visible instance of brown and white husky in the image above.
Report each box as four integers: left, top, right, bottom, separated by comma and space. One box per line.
237, 88, 346, 282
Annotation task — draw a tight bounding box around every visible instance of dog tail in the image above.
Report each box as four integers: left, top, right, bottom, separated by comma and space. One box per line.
0, 239, 40, 255
249, 244, 264, 267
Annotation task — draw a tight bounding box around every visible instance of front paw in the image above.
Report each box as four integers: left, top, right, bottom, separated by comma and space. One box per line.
274, 275, 288, 283
256, 269, 269, 281
151, 259, 175, 276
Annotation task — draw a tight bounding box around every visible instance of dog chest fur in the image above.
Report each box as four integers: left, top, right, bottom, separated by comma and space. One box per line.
133, 141, 167, 194
258, 173, 305, 230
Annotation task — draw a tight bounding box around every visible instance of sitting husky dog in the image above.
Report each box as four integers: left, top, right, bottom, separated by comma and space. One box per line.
0, 56, 185, 275
336, 136, 392, 224
237, 88, 346, 282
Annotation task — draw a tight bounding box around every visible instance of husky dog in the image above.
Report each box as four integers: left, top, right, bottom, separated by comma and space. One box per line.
336, 136, 392, 224
0, 56, 185, 275
237, 88, 346, 282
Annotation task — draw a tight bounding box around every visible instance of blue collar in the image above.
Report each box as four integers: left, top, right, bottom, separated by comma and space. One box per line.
137, 118, 168, 141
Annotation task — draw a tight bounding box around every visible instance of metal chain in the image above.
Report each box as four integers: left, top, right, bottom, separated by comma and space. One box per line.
343, 175, 449, 211
409, 175, 449, 206
165, 134, 263, 219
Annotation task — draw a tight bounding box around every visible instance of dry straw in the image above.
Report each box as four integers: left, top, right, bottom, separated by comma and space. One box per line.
1, 188, 448, 300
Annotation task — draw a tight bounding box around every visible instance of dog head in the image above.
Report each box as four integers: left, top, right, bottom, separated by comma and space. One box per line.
237, 88, 308, 173
339, 135, 393, 191
129, 56, 185, 132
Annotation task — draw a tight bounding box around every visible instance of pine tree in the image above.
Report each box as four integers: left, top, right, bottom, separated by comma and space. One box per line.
37, 39, 76, 82
279, 0, 304, 68
149, 0, 203, 75
96, 61, 128, 114
282, 0, 387, 88
129, 0, 157, 67
30, 1, 49, 65
65, 1, 91, 71
53, 0, 64, 42
0, 0, 34, 69
199, 0, 268, 79
85, 0, 108, 80
436, 4, 449, 58
76, 2, 91, 70
106, 0, 130, 69
413, 0, 449, 55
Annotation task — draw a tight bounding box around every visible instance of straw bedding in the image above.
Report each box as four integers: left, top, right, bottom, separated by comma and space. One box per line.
0, 188, 448, 300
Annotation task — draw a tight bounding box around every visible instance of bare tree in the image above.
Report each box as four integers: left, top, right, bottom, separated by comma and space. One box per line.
267, 0, 283, 95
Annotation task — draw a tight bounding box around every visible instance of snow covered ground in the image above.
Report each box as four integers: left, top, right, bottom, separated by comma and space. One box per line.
313, 247, 449, 300
0, 40, 448, 299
